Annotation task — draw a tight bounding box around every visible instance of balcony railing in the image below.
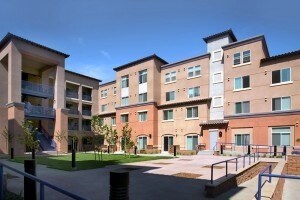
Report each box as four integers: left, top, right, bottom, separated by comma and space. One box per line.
66, 90, 79, 99
68, 125, 79, 131
82, 125, 91, 131
68, 109, 79, 115
24, 104, 55, 119
22, 80, 54, 98
82, 110, 92, 116
82, 94, 92, 101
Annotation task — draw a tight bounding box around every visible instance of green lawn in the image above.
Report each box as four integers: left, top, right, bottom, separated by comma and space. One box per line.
11, 153, 171, 171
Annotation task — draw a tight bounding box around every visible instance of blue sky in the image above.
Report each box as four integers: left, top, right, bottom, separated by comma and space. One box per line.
1, 0, 300, 83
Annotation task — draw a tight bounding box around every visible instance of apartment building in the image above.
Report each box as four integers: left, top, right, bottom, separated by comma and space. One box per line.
0, 33, 100, 155
99, 29, 300, 152
0, 29, 299, 155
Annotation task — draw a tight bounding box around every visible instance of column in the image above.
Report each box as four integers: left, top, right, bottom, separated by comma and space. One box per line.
78, 85, 83, 131
8, 44, 22, 103
54, 65, 65, 109
54, 108, 69, 153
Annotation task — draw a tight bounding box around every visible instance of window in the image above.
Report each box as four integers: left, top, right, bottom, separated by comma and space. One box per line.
111, 117, 116, 125
138, 136, 147, 150
121, 97, 129, 106
235, 101, 250, 114
113, 87, 117, 95
138, 112, 147, 122
233, 50, 251, 65
186, 135, 198, 150
165, 71, 176, 83
235, 134, 250, 146
233, 53, 241, 65
213, 72, 223, 83
272, 68, 291, 84
121, 75, 129, 88
121, 114, 129, 123
213, 50, 223, 62
163, 109, 173, 121
234, 76, 250, 90
272, 127, 291, 146
243, 50, 251, 63
188, 66, 201, 78
139, 93, 147, 102
101, 89, 108, 98
186, 107, 198, 119
139, 69, 147, 84
166, 91, 175, 101
272, 97, 291, 111
188, 86, 200, 98
101, 104, 108, 112
213, 96, 223, 107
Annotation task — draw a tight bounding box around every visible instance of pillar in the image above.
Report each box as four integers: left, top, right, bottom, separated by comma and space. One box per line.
8, 44, 22, 103
54, 108, 69, 153
7, 102, 25, 156
78, 85, 83, 131
54, 65, 65, 109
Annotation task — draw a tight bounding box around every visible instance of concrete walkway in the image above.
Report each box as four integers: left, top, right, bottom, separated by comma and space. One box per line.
0, 156, 288, 200
282, 179, 300, 199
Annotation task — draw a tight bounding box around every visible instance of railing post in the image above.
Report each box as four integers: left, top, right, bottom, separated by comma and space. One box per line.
235, 158, 238, 171
249, 154, 251, 165
0, 164, 3, 200
283, 145, 287, 156
258, 174, 262, 200
72, 149, 76, 169
40, 183, 45, 200
243, 156, 245, 168
134, 146, 137, 155
247, 145, 251, 155
32, 148, 35, 160
211, 165, 214, 184
226, 161, 228, 177
110, 170, 129, 200
108, 145, 110, 154
274, 145, 277, 157
269, 165, 272, 183
24, 160, 36, 200
10, 148, 14, 160
174, 146, 177, 157
254, 153, 256, 163
220, 145, 224, 155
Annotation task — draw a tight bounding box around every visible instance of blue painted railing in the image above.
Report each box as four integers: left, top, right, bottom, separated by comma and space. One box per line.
82, 110, 92, 116
24, 104, 55, 118
66, 90, 79, 99
82, 95, 92, 101
22, 80, 54, 98
0, 162, 87, 200
257, 164, 300, 200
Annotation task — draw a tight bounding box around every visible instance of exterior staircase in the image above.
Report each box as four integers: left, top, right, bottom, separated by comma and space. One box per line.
36, 132, 55, 151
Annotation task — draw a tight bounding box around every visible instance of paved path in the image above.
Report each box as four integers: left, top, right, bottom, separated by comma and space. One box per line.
282, 179, 300, 199
1, 155, 288, 200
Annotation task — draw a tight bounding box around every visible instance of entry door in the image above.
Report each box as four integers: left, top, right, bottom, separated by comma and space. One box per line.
209, 131, 218, 150
138, 137, 147, 150
163, 136, 173, 151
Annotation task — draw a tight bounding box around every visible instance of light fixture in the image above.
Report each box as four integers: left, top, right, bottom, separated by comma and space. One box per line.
219, 131, 222, 138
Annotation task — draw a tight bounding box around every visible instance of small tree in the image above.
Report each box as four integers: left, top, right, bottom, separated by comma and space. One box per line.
1, 126, 14, 155
55, 131, 67, 156
91, 115, 105, 160
104, 126, 118, 154
19, 120, 39, 157
121, 123, 134, 157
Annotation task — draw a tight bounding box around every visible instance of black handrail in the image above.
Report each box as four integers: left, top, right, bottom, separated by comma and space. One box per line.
210, 153, 257, 184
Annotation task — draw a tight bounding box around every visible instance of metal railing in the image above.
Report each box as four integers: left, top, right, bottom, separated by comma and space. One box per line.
68, 125, 79, 131
82, 110, 92, 116
257, 164, 300, 200
82, 125, 91, 131
66, 90, 79, 99
22, 80, 54, 98
210, 153, 257, 184
0, 162, 86, 200
68, 109, 79, 115
24, 105, 55, 118
82, 94, 92, 101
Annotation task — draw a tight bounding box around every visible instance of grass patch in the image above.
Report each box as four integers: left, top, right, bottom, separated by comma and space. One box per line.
10, 153, 171, 171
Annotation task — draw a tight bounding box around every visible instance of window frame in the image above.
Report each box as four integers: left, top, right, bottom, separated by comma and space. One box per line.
121, 75, 129, 88
120, 113, 129, 123
163, 109, 174, 121
121, 96, 129, 106
111, 117, 116, 126
101, 104, 108, 112
212, 50, 223, 62
187, 65, 201, 78
166, 91, 175, 101
271, 67, 292, 85
188, 86, 200, 98
138, 93, 147, 103
139, 69, 147, 84
233, 50, 251, 66
101, 89, 108, 98
235, 101, 250, 114
138, 111, 147, 122
186, 134, 198, 150
235, 133, 250, 146
272, 127, 291, 146
272, 96, 291, 111
186, 106, 199, 119
213, 71, 223, 84
165, 71, 176, 83
234, 75, 250, 90
213, 96, 223, 108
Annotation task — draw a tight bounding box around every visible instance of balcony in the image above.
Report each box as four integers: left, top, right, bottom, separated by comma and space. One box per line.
82, 125, 91, 131
66, 90, 79, 99
82, 94, 92, 101
24, 104, 55, 119
22, 80, 54, 99
82, 110, 92, 116
68, 125, 79, 131
68, 109, 79, 115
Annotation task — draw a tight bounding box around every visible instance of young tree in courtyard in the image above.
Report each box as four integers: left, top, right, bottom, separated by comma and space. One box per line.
55, 130, 67, 156
103, 125, 118, 154
91, 115, 105, 160
1, 127, 14, 157
19, 120, 39, 158
121, 123, 135, 157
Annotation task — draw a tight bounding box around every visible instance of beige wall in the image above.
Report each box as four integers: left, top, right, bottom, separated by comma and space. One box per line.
99, 82, 116, 114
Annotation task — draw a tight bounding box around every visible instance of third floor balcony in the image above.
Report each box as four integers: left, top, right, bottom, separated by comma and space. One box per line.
24, 104, 55, 119
22, 80, 54, 99
66, 90, 79, 99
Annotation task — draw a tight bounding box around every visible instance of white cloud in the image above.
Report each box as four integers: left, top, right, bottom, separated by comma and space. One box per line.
100, 50, 111, 59
72, 64, 115, 83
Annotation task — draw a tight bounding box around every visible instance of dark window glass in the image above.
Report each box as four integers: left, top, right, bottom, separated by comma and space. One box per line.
272, 70, 280, 84
243, 76, 250, 88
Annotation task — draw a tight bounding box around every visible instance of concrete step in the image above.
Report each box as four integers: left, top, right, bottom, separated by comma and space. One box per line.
197, 150, 214, 155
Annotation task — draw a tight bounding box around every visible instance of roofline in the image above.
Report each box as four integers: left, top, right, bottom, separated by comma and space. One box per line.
65, 70, 102, 82
203, 29, 237, 43
157, 98, 211, 109
113, 54, 168, 71
222, 35, 270, 57
0, 32, 70, 58
261, 49, 300, 63
99, 80, 116, 87
161, 53, 210, 69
